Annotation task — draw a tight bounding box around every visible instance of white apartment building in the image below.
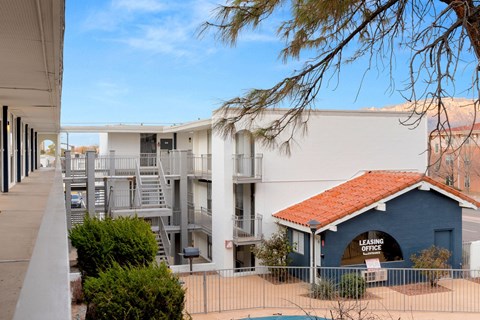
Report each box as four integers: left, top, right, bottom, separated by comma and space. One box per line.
64, 109, 427, 270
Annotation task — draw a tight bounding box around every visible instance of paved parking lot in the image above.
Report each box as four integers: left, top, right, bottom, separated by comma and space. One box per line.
463, 208, 480, 242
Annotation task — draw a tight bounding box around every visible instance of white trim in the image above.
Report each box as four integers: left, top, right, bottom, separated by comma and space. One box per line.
328, 225, 338, 232
375, 203, 386, 211
418, 182, 431, 191
274, 218, 312, 233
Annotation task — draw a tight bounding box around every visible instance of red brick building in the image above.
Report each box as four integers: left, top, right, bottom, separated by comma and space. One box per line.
429, 123, 480, 196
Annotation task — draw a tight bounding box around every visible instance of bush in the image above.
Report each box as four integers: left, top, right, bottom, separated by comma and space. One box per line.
84, 263, 185, 320
339, 273, 366, 299
410, 245, 451, 287
311, 279, 336, 300
69, 216, 157, 278
251, 226, 293, 280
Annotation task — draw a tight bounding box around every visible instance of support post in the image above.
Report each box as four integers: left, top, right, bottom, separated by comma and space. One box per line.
65, 151, 72, 230
179, 150, 189, 264
34, 132, 38, 169
86, 151, 96, 217
16, 117, 21, 182
25, 124, 29, 177
109, 150, 115, 176
2, 106, 9, 192
30, 128, 34, 172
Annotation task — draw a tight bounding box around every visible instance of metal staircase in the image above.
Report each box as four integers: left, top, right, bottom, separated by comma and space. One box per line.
154, 230, 169, 264
139, 175, 167, 208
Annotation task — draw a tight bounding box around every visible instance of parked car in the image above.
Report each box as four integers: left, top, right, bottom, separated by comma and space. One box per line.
71, 194, 82, 208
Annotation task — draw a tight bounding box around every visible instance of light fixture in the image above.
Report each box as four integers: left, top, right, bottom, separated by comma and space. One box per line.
308, 219, 320, 285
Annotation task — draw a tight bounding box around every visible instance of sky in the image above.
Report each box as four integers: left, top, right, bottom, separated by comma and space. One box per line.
61, 0, 474, 147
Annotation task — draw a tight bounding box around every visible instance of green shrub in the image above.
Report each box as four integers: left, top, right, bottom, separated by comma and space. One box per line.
84, 263, 185, 320
410, 245, 451, 287
251, 226, 293, 280
69, 216, 157, 278
311, 279, 336, 300
339, 273, 366, 299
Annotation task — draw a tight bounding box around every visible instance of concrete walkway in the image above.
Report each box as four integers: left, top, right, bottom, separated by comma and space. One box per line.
0, 168, 55, 320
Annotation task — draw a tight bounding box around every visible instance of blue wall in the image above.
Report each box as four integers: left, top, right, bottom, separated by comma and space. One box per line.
288, 229, 310, 267
289, 189, 462, 269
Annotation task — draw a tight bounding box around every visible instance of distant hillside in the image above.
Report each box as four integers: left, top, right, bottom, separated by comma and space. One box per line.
363, 97, 478, 132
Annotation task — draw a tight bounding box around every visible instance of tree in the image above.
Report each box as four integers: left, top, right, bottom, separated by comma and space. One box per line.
251, 226, 293, 280
410, 245, 451, 287
201, 0, 480, 153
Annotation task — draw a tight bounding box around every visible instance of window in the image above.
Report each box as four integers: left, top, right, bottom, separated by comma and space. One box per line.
445, 155, 454, 166
292, 230, 304, 255
435, 143, 439, 153
341, 230, 403, 266
465, 175, 471, 189
446, 175, 454, 186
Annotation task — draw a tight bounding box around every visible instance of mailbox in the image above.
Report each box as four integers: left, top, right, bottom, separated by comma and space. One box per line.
183, 247, 200, 258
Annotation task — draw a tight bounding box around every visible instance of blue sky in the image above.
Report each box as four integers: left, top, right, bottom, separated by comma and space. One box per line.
61, 0, 473, 146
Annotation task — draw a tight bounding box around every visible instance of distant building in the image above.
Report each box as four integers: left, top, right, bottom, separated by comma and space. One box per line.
429, 123, 480, 195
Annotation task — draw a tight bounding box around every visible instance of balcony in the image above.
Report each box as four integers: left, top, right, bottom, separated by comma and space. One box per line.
233, 214, 263, 244
232, 154, 263, 183
188, 206, 212, 235
188, 154, 212, 180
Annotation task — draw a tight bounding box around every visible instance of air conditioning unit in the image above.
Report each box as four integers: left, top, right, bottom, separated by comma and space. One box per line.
361, 269, 388, 283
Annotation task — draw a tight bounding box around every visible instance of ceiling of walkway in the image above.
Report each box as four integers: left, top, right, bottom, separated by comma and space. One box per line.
0, 0, 64, 133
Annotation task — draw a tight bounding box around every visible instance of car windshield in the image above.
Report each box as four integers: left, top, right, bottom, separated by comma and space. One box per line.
72, 195, 80, 200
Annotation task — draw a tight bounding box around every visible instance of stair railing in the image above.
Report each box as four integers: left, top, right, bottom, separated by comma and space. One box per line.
159, 217, 172, 265
157, 156, 172, 209
134, 158, 143, 207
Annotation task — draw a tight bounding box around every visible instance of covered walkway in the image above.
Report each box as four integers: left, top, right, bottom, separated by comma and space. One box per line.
0, 167, 70, 320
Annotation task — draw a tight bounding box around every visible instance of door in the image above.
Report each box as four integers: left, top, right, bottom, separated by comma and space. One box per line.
434, 229, 453, 265
140, 133, 157, 166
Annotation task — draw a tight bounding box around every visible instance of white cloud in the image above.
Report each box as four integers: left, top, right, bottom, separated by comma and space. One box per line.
83, 0, 281, 58
112, 0, 167, 13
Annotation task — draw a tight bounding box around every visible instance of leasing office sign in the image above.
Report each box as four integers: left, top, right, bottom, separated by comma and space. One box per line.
358, 238, 384, 255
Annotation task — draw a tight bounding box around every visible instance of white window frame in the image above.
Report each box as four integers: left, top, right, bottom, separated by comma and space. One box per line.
292, 230, 304, 255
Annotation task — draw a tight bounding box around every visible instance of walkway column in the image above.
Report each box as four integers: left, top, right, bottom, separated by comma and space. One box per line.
16, 117, 21, 182
2, 106, 9, 192
34, 132, 38, 170
30, 128, 34, 172
25, 124, 29, 177
65, 150, 72, 230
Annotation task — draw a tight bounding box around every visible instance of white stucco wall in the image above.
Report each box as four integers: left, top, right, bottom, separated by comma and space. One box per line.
208, 110, 427, 269
108, 133, 140, 156
98, 133, 109, 155
193, 130, 210, 155
176, 132, 192, 150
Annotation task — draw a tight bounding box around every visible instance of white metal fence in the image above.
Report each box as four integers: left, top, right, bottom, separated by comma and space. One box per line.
177, 266, 480, 314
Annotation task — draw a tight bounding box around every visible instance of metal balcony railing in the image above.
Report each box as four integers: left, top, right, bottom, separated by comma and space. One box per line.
187, 206, 212, 234
188, 154, 212, 179
139, 153, 157, 167
233, 154, 263, 182
233, 214, 263, 244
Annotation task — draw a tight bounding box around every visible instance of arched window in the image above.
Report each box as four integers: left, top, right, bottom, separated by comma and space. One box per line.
341, 230, 403, 266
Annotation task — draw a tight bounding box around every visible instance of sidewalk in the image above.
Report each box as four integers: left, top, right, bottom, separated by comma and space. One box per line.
0, 168, 55, 320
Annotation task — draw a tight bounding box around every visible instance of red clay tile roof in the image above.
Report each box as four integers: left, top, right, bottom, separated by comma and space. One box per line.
273, 170, 480, 229
450, 123, 480, 132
